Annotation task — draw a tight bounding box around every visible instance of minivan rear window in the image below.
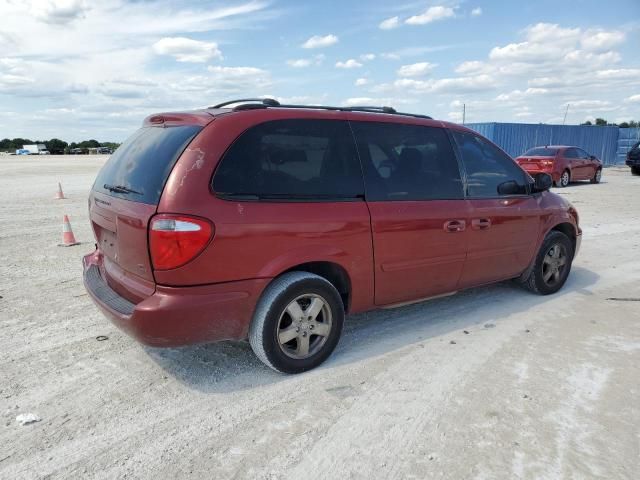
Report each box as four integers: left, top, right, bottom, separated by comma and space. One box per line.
93, 125, 202, 205
523, 147, 558, 156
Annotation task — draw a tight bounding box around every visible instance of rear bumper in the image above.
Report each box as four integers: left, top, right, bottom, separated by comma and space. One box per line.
82, 251, 269, 347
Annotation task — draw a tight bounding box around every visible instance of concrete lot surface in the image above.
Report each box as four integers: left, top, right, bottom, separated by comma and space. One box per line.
1, 156, 638, 479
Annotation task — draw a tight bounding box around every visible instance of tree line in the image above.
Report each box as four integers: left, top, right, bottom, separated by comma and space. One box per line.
581, 118, 639, 128
0, 138, 120, 154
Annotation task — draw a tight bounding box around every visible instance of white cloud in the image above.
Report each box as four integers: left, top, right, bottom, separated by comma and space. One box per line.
360, 53, 376, 62
397, 62, 436, 77
355, 78, 369, 86
379, 16, 399, 30
569, 100, 612, 111
495, 88, 548, 102
153, 37, 222, 63
302, 34, 338, 49
627, 94, 640, 103
471, 7, 482, 16
335, 59, 363, 69
286, 54, 324, 68
29, 0, 90, 24
342, 96, 410, 107
581, 30, 625, 52
406, 6, 455, 25
287, 59, 311, 68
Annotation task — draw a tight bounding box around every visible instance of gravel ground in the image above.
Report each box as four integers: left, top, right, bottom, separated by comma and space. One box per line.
1, 156, 639, 479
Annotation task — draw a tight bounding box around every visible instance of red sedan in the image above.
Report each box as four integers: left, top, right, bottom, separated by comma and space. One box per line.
516, 146, 603, 187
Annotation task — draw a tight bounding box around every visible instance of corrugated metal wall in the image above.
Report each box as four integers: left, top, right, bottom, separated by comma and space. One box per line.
466, 122, 621, 165
617, 128, 640, 164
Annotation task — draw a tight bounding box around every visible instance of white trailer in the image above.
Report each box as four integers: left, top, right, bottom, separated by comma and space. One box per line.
22, 144, 48, 154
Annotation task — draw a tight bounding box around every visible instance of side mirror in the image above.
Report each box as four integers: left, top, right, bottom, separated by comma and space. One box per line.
532, 173, 552, 192
497, 180, 521, 195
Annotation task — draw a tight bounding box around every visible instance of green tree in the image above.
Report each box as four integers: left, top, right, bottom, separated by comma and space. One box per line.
595, 118, 608, 126
45, 138, 68, 154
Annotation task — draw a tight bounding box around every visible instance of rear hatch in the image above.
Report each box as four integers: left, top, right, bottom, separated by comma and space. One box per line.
89, 117, 208, 303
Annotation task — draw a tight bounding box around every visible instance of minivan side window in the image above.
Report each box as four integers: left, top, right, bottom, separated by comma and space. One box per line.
351, 122, 463, 201
212, 119, 363, 200
452, 131, 528, 197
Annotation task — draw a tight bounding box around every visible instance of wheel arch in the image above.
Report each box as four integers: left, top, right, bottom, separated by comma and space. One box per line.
280, 261, 352, 313
550, 221, 577, 252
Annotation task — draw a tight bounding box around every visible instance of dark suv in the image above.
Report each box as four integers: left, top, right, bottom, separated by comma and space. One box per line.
83, 99, 581, 373
626, 141, 640, 175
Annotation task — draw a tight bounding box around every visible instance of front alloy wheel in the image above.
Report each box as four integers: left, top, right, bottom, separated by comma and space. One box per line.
541, 244, 568, 288
559, 170, 570, 187
521, 230, 574, 295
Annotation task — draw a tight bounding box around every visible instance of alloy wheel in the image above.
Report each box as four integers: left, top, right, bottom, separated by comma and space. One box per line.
276, 294, 333, 359
542, 244, 568, 287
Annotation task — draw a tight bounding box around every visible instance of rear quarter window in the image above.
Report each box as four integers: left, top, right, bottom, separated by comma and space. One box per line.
212, 119, 364, 201
93, 125, 202, 205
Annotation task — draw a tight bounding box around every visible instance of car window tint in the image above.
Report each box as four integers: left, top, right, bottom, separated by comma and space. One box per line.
576, 148, 590, 159
351, 122, 463, 201
212, 119, 363, 200
564, 148, 578, 158
453, 131, 527, 197
524, 147, 557, 156
93, 125, 202, 205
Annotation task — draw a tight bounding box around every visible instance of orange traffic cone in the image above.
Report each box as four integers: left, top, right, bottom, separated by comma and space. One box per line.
58, 215, 80, 247
54, 182, 66, 200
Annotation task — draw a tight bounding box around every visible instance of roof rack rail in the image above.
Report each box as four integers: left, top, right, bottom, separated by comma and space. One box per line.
344, 106, 397, 114
207, 99, 432, 120
210, 98, 280, 109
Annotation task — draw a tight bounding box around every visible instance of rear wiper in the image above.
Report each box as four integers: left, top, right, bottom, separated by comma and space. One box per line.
103, 184, 142, 195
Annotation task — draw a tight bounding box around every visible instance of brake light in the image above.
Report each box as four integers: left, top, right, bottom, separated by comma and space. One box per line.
541, 159, 554, 167
149, 214, 213, 270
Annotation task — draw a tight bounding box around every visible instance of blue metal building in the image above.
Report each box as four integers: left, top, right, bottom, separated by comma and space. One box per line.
466, 122, 623, 165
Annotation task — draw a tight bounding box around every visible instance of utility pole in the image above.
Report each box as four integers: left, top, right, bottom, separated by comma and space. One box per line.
562, 104, 570, 125
462, 103, 466, 125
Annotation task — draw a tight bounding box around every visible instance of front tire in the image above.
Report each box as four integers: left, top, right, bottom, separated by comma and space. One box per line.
521, 231, 574, 295
590, 168, 602, 184
632, 166, 640, 176
249, 272, 344, 374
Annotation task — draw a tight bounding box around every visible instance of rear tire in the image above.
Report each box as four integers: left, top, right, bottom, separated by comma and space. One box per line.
556, 169, 570, 188
632, 166, 640, 176
590, 168, 602, 184
249, 272, 344, 374
521, 231, 574, 295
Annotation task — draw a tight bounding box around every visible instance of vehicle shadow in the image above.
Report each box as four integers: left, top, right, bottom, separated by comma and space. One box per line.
145, 266, 599, 393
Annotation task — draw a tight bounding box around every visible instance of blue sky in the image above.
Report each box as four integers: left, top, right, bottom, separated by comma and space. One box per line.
0, 0, 639, 141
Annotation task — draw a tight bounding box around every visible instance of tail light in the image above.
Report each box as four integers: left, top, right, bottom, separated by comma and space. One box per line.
149, 214, 213, 270
540, 159, 554, 167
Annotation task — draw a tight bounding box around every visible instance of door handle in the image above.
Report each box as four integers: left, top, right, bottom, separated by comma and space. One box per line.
444, 219, 466, 233
472, 218, 491, 230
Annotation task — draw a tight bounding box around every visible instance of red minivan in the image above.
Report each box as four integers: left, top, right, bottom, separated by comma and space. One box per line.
515, 146, 603, 187
83, 99, 581, 373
